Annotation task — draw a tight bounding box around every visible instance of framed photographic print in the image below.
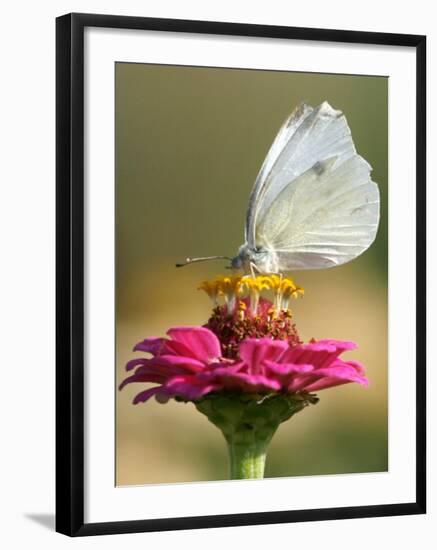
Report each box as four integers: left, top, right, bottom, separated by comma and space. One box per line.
56, 12, 426, 536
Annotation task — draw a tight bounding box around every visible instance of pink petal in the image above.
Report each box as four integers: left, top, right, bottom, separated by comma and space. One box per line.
317, 367, 367, 384
167, 326, 222, 363
133, 386, 165, 404
144, 355, 206, 373
229, 372, 282, 391
280, 343, 334, 364
133, 337, 166, 355
264, 360, 314, 376
119, 372, 166, 390
201, 368, 281, 392
280, 341, 349, 369
342, 359, 366, 375
314, 362, 368, 382
304, 375, 368, 392
125, 363, 188, 380
239, 338, 288, 374
197, 362, 245, 380
316, 339, 357, 352
134, 337, 194, 358
164, 375, 222, 400
126, 357, 149, 371
287, 374, 320, 392
297, 361, 369, 392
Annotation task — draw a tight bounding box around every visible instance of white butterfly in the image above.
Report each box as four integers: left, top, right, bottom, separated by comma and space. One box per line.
177, 101, 380, 275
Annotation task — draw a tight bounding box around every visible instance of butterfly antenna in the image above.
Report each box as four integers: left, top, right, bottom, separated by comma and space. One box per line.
175, 255, 232, 268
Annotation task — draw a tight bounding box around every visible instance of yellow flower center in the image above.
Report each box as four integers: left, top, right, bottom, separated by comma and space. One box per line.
198, 274, 304, 315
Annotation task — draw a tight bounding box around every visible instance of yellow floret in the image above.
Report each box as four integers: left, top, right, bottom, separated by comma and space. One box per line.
198, 274, 304, 314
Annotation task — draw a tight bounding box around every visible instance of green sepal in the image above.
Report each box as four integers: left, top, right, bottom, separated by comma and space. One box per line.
195, 391, 318, 480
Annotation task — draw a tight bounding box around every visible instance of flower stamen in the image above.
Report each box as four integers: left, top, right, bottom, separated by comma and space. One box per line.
199, 274, 304, 316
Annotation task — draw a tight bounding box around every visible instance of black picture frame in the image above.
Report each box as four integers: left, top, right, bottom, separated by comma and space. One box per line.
56, 12, 426, 537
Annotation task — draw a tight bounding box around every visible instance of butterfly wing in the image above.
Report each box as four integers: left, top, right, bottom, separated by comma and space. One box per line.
246, 102, 380, 270
246, 101, 357, 248
255, 154, 380, 269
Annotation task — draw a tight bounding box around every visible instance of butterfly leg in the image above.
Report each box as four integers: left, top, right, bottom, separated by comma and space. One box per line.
249, 262, 262, 279
267, 271, 283, 280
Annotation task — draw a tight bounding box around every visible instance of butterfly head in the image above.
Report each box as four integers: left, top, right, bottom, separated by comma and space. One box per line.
231, 244, 279, 275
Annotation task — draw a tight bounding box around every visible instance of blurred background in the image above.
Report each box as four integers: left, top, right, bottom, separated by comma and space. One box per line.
115, 63, 388, 485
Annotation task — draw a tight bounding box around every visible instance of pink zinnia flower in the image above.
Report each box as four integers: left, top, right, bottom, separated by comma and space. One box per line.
119, 326, 367, 404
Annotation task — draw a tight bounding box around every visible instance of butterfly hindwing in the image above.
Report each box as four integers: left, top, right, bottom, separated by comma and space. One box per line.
245, 101, 380, 271
255, 154, 379, 269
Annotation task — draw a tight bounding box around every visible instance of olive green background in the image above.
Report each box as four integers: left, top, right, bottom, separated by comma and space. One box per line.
115, 63, 388, 485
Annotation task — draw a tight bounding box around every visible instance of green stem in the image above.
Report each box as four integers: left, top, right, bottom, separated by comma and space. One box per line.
227, 434, 270, 480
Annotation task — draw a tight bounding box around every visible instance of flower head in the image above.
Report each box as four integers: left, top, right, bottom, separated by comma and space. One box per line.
120, 327, 368, 404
